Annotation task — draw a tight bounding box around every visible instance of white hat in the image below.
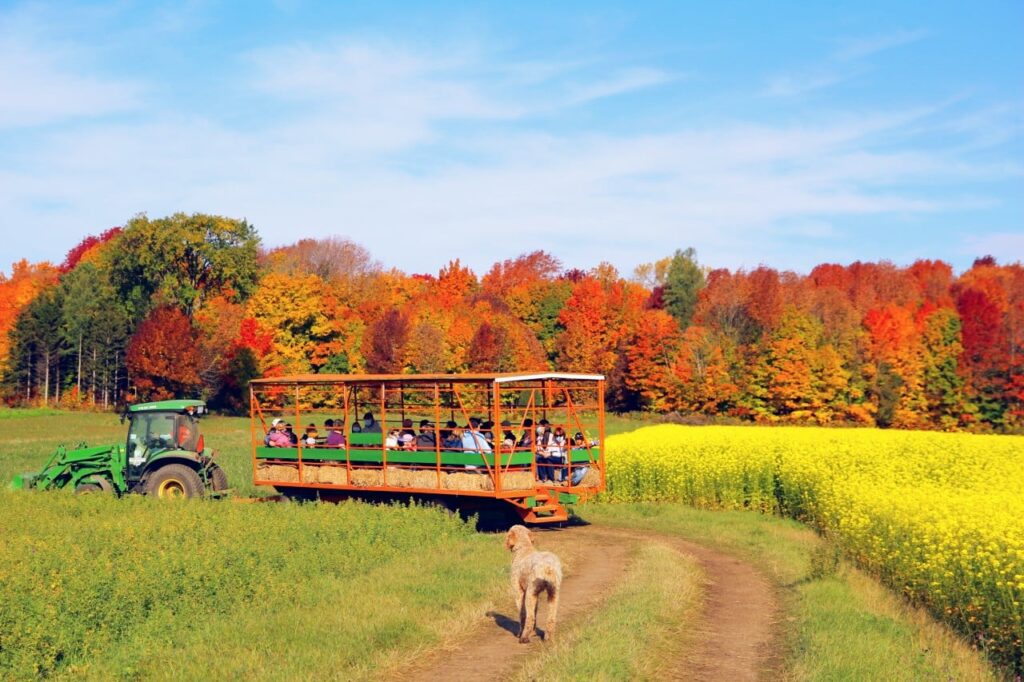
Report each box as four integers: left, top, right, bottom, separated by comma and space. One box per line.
272, 418, 283, 427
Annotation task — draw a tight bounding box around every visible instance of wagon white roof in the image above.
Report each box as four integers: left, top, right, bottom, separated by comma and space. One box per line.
250, 372, 605, 385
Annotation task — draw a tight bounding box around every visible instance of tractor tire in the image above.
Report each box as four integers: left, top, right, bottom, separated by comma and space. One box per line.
208, 463, 229, 492
146, 464, 205, 500
75, 476, 114, 494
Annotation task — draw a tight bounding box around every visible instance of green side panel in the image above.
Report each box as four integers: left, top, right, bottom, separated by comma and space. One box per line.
569, 447, 599, 463
255, 446, 534, 467
348, 432, 382, 447
525, 496, 537, 508
558, 492, 580, 504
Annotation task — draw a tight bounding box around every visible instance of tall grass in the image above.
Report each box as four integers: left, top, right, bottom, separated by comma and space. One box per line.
0, 490, 506, 679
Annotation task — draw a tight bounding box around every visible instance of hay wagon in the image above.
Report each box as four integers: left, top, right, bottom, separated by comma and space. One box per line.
248, 373, 606, 523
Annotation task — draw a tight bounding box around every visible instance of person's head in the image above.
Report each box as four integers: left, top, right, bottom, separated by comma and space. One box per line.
523, 418, 533, 428
574, 432, 585, 445
539, 419, 550, 427
388, 429, 399, 438
554, 426, 565, 437
271, 418, 283, 431
419, 419, 432, 433
402, 418, 413, 429
325, 418, 334, 428
469, 417, 482, 430
363, 411, 375, 426
306, 424, 317, 433
446, 420, 457, 429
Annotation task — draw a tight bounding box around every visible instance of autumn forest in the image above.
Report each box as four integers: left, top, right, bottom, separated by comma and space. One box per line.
1, 213, 1021, 432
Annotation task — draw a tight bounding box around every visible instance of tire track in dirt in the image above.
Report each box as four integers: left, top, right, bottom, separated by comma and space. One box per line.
595, 526, 781, 681
391, 523, 780, 682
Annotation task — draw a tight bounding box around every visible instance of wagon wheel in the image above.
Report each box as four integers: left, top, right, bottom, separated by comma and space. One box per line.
146, 464, 205, 499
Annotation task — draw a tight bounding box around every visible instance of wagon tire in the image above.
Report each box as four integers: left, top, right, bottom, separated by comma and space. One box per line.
208, 463, 229, 491
146, 464, 205, 499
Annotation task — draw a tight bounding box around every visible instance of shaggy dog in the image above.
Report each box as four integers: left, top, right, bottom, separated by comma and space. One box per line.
504, 525, 563, 643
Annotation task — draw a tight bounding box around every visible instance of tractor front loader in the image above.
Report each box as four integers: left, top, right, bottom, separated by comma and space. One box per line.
10, 399, 229, 500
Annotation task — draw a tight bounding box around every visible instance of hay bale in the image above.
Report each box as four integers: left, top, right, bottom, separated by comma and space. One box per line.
349, 469, 384, 487
442, 471, 495, 491
315, 465, 349, 485
256, 463, 299, 482
577, 466, 602, 488
386, 467, 439, 489
500, 470, 537, 490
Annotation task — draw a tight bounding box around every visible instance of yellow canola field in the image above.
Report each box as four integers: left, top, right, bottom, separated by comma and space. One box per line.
605, 425, 1024, 671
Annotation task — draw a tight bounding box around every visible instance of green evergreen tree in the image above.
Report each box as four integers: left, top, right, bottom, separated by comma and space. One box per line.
662, 247, 705, 329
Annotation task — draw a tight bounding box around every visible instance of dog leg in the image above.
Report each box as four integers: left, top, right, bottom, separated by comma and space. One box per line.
544, 585, 559, 641
519, 584, 539, 643
517, 587, 528, 639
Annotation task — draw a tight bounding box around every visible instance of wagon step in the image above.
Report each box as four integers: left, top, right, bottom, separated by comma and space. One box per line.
518, 502, 569, 524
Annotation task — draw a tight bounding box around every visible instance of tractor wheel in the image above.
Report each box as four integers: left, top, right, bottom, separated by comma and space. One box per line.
146, 464, 205, 500
74, 477, 113, 495
208, 464, 229, 492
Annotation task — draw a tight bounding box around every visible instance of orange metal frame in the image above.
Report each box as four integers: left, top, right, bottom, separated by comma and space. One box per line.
247, 373, 607, 514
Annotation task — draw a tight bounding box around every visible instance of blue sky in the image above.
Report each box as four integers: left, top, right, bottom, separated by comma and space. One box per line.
1, 1, 1021, 277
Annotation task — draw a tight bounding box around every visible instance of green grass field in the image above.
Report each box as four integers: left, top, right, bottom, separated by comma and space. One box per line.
0, 410, 1003, 680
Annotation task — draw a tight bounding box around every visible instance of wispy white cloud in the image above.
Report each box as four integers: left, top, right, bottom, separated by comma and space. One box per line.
763, 70, 845, 97
764, 27, 928, 98
962, 232, 1024, 262
834, 28, 929, 62
1, 27, 1018, 275
562, 67, 674, 105
0, 35, 143, 129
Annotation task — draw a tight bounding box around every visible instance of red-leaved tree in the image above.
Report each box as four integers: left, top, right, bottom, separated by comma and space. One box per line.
126, 306, 203, 401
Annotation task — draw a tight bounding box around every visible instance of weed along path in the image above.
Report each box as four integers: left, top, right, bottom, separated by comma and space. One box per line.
392, 524, 780, 682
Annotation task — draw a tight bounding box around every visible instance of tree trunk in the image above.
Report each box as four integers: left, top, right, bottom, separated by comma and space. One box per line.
43, 352, 50, 405
113, 351, 119, 406
77, 334, 83, 396
92, 346, 98, 404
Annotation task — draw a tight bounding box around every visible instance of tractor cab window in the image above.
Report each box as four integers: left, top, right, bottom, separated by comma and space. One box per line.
175, 416, 200, 451
126, 413, 178, 460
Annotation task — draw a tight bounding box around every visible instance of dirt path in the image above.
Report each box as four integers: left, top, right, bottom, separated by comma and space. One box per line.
398, 526, 635, 682
596, 527, 781, 681
393, 523, 780, 682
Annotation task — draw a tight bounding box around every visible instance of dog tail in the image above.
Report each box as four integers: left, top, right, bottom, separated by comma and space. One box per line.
535, 561, 563, 593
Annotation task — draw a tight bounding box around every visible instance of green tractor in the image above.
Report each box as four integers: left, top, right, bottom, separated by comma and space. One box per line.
10, 399, 228, 499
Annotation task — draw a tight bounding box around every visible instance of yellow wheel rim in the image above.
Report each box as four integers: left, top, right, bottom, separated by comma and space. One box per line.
157, 478, 186, 498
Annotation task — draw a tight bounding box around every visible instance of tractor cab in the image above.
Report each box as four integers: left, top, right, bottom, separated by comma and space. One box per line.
125, 400, 207, 468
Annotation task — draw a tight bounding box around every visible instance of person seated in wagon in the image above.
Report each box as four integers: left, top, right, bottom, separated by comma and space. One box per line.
265, 419, 292, 448
325, 419, 346, 448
